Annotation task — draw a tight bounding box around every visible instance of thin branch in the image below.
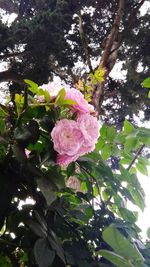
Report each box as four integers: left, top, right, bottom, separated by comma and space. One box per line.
0, 51, 27, 60
78, 11, 93, 73
127, 144, 145, 171
79, 164, 103, 206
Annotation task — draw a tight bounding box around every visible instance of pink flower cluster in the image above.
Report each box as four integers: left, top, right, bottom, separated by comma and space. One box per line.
51, 114, 99, 166
39, 81, 100, 166
39, 82, 94, 114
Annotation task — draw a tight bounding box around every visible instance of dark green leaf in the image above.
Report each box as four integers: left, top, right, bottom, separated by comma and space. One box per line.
34, 238, 55, 267
48, 229, 66, 264
130, 188, 145, 211
99, 250, 134, 267
102, 224, 144, 263
37, 177, 57, 206
28, 221, 47, 238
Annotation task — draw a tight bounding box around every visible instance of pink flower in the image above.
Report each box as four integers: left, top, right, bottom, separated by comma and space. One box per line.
77, 114, 100, 154
77, 114, 100, 143
65, 88, 94, 114
25, 149, 31, 158
56, 154, 79, 166
51, 119, 84, 156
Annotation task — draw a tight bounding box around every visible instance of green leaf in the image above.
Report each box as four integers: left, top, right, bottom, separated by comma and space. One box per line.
96, 137, 105, 150
146, 227, 150, 239
119, 208, 137, 223
100, 124, 107, 139
124, 137, 139, 152
102, 224, 144, 263
141, 77, 150, 88
48, 229, 66, 264
12, 144, 27, 163
124, 120, 135, 134
24, 79, 38, 93
138, 157, 150, 166
115, 132, 126, 143
66, 163, 76, 177
28, 221, 47, 238
14, 120, 40, 147
0, 103, 9, 115
130, 188, 145, 211
148, 91, 150, 98
34, 238, 55, 267
0, 253, 12, 267
101, 144, 112, 160
136, 162, 148, 176
55, 88, 66, 104
99, 250, 135, 267
0, 118, 5, 133
137, 128, 150, 146
37, 177, 57, 206
62, 99, 77, 106
107, 126, 116, 142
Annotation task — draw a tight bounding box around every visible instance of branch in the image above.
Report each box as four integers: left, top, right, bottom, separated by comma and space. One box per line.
91, 0, 125, 114
99, 0, 125, 68
127, 144, 145, 171
78, 12, 93, 73
0, 51, 27, 60
0, 69, 24, 84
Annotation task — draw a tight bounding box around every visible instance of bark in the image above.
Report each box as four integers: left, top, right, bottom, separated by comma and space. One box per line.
91, 0, 125, 115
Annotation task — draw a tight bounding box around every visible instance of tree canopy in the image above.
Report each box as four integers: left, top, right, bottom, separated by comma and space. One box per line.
0, 1, 150, 267
0, 0, 150, 125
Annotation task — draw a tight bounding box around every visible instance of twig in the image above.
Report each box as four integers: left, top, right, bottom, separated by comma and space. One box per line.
127, 144, 145, 171
78, 11, 93, 73
79, 164, 103, 206
0, 51, 27, 60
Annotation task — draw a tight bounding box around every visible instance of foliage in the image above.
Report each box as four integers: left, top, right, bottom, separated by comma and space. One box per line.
0, 78, 149, 267
0, 0, 150, 125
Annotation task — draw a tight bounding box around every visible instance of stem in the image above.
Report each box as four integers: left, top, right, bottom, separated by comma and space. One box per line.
79, 164, 103, 206
29, 103, 54, 107
127, 144, 145, 171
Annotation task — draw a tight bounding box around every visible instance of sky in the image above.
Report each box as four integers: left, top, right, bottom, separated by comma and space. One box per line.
0, 1, 150, 240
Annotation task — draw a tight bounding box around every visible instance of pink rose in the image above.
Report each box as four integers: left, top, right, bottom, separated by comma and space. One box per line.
77, 114, 100, 143
65, 88, 94, 114
77, 114, 100, 155
56, 154, 79, 166
51, 119, 84, 156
